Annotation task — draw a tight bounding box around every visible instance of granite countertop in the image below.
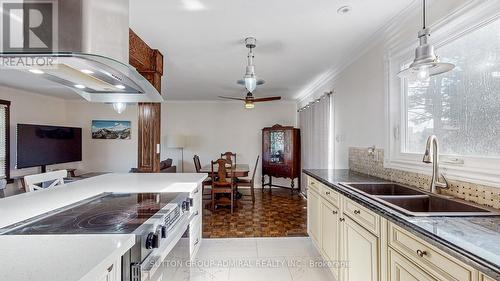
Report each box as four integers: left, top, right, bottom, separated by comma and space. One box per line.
303, 169, 500, 279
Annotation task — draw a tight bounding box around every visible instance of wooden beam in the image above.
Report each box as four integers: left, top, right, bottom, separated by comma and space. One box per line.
129, 29, 164, 76
129, 28, 164, 172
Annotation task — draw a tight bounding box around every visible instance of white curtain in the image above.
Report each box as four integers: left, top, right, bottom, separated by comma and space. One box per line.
299, 94, 333, 194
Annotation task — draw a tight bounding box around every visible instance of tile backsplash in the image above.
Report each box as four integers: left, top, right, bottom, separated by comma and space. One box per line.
348, 147, 500, 210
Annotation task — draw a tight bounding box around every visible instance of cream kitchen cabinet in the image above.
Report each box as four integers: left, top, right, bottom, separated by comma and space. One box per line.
320, 198, 341, 280
306, 175, 494, 281
388, 222, 478, 281
308, 187, 322, 247
307, 176, 382, 281
343, 215, 380, 281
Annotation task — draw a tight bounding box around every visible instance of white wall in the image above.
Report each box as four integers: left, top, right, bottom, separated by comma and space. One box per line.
300, 0, 469, 169
0, 86, 140, 196
332, 44, 386, 169
65, 102, 138, 173
0, 86, 297, 196
161, 101, 297, 182
0, 86, 68, 173
0, 86, 68, 196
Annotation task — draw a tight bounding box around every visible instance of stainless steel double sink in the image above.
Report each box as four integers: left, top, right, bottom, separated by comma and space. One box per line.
340, 182, 500, 217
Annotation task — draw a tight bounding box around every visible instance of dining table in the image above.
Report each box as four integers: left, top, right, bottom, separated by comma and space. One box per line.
199, 163, 250, 178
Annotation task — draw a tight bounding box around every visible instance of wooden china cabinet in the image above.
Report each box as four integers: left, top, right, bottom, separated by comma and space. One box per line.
262, 124, 301, 193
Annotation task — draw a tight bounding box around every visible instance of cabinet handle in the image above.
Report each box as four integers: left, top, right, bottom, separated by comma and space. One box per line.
332, 210, 338, 215
339, 218, 345, 222
195, 210, 199, 216
107, 264, 114, 272
325, 191, 330, 195
416, 249, 427, 257
194, 188, 199, 194
354, 210, 361, 215
194, 238, 200, 246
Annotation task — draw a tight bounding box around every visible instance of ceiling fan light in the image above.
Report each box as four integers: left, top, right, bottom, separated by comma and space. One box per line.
244, 76, 257, 93
244, 101, 255, 109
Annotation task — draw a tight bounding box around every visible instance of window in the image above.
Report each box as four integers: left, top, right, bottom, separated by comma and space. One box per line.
0, 99, 10, 180
387, 2, 500, 185
404, 19, 500, 157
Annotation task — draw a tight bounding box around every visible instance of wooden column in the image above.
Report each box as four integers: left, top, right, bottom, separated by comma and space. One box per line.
129, 29, 163, 172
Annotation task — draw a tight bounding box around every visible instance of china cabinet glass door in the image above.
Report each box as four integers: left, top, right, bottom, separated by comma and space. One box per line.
270, 131, 285, 164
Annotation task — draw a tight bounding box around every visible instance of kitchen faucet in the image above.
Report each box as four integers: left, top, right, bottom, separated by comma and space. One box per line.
422, 135, 449, 193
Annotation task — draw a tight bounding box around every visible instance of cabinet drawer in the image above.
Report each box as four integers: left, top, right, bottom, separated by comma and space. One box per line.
320, 185, 340, 207
389, 248, 438, 281
479, 273, 496, 281
389, 223, 477, 281
308, 177, 322, 193
343, 198, 380, 235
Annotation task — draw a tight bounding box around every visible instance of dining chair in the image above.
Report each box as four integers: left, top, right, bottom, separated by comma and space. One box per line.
193, 155, 213, 198
211, 158, 237, 213
237, 156, 259, 204
24, 170, 68, 192
220, 152, 236, 166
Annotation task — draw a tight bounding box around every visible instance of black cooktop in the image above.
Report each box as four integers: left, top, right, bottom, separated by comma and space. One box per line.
5, 192, 184, 235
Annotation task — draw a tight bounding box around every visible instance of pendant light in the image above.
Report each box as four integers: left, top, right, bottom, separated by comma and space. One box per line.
112, 102, 127, 114
398, 0, 455, 81
237, 37, 265, 93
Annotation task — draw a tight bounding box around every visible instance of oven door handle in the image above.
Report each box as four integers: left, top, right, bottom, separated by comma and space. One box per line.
133, 212, 193, 280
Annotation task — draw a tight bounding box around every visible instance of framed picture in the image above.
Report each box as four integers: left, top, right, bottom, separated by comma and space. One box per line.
91, 120, 131, 140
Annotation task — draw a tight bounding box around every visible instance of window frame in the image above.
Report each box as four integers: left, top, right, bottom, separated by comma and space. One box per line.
0, 99, 10, 182
385, 1, 500, 187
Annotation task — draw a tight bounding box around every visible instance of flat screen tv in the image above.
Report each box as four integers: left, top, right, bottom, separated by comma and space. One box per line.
17, 124, 82, 169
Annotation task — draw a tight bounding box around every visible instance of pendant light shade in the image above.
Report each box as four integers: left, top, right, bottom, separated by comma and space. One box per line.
237, 37, 264, 93
398, 0, 455, 80
244, 76, 257, 93
112, 102, 127, 114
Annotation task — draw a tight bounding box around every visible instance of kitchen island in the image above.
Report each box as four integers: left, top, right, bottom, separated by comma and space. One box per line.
0, 173, 206, 281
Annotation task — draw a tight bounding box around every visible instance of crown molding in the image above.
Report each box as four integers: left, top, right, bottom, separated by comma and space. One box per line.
295, 0, 421, 106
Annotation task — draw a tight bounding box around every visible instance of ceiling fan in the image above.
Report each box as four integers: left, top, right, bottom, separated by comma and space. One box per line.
219, 37, 281, 108
219, 92, 281, 109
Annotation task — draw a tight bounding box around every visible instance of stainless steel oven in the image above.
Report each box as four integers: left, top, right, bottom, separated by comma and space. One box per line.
122, 197, 195, 281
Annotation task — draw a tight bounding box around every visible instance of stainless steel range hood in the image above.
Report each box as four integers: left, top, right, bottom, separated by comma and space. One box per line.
0, 0, 163, 103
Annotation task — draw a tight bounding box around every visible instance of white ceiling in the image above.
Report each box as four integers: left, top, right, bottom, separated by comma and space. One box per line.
130, 0, 414, 101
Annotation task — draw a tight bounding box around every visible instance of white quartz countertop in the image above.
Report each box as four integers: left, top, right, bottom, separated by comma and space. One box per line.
0, 173, 206, 281
0, 173, 206, 228
0, 234, 135, 281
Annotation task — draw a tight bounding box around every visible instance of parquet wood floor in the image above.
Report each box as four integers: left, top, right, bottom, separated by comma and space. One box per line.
202, 188, 308, 238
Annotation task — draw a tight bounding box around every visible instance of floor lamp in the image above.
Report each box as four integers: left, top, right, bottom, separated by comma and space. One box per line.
167, 135, 186, 172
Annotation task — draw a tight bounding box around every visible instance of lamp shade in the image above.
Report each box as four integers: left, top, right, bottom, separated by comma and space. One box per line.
244, 76, 257, 93
166, 135, 186, 148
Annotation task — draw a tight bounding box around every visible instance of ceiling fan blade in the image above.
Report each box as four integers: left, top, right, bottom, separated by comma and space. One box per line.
252, 96, 282, 102
218, 96, 246, 101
